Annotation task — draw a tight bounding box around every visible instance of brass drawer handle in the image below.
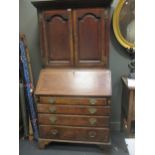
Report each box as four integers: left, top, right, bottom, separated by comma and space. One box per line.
89, 99, 96, 105
88, 131, 96, 138
88, 107, 97, 114
89, 118, 97, 126
49, 106, 56, 113
51, 129, 58, 136
48, 98, 55, 104
107, 99, 111, 105
49, 116, 57, 124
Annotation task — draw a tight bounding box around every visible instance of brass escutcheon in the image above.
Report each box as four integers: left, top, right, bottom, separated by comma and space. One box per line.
89, 118, 97, 125
48, 97, 55, 104
89, 99, 96, 105
49, 116, 57, 124
49, 106, 56, 113
88, 107, 97, 114
88, 131, 96, 138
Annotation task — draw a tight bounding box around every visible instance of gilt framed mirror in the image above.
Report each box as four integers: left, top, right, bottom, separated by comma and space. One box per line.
113, 0, 135, 50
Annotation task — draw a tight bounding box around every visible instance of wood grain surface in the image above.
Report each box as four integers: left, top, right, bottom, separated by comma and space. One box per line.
38, 114, 110, 127
39, 125, 110, 142
35, 69, 112, 96
37, 104, 111, 115
39, 96, 108, 105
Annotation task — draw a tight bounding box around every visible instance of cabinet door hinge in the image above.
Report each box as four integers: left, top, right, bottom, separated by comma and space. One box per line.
104, 9, 109, 19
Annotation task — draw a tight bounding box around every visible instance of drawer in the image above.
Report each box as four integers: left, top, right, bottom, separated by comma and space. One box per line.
38, 114, 110, 127
37, 104, 111, 115
39, 96, 109, 106
39, 125, 110, 143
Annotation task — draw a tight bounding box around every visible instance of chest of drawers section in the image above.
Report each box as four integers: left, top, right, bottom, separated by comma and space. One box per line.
36, 96, 111, 148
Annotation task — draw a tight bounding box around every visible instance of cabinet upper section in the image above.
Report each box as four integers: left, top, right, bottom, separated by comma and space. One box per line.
32, 1, 112, 68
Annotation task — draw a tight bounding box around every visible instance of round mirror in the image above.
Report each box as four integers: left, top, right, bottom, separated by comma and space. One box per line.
113, 0, 135, 50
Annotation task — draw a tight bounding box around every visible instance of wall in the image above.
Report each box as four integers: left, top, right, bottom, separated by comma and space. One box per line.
19, 0, 130, 130
19, 0, 42, 85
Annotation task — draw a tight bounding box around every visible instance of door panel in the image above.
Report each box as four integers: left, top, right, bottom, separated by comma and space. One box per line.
74, 8, 108, 67
41, 10, 73, 67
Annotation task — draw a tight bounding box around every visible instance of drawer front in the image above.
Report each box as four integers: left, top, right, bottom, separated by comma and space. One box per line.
39, 125, 110, 143
38, 114, 110, 127
39, 96, 109, 106
37, 104, 111, 116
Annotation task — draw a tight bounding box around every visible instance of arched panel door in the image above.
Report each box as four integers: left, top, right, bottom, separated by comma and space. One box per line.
73, 8, 109, 68
40, 10, 74, 67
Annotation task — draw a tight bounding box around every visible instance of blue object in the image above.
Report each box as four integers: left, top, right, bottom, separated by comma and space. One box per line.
19, 41, 39, 140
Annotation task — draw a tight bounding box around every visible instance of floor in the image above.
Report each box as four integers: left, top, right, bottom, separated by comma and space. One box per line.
19, 131, 130, 155
125, 139, 135, 155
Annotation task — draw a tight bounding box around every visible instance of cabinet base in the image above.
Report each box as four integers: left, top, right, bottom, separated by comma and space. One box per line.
38, 138, 111, 149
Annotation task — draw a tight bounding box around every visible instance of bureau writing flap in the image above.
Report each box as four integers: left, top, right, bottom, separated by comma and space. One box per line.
35, 69, 112, 97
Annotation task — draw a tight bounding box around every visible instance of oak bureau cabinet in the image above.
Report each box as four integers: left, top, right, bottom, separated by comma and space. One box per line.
32, 0, 112, 149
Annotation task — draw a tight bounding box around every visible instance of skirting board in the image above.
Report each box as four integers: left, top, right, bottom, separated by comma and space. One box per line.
110, 122, 121, 131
